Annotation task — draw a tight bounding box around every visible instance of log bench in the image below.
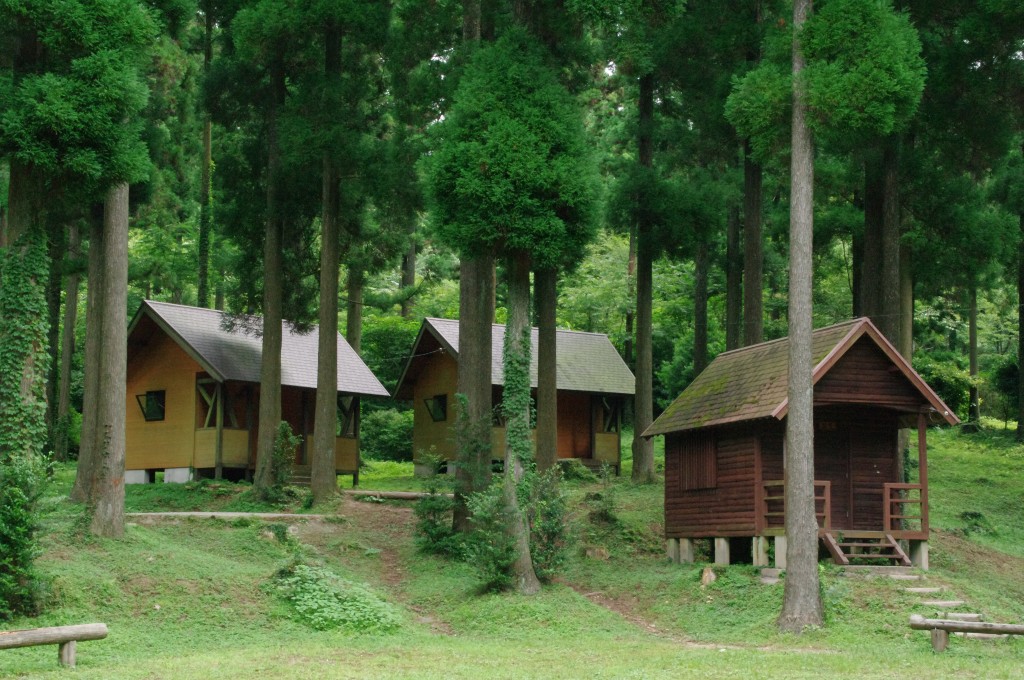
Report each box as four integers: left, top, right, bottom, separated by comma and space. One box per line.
910, 614, 1024, 652
0, 623, 108, 667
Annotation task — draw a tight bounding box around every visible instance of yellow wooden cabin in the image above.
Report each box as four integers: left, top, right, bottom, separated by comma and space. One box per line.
125, 301, 389, 485
394, 318, 636, 474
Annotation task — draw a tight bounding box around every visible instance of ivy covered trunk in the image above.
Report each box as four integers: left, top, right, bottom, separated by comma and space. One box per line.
88, 182, 129, 538
502, 252, 540, 595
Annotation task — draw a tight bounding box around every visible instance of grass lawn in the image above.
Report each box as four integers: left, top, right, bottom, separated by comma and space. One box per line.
5, 425, 1024, 679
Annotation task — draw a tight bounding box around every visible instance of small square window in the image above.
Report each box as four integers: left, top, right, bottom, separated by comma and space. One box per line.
136, 390, 166, 422
424, 394, 447, 422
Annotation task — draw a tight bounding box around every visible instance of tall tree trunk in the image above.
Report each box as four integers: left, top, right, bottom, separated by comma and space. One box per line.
878, 136, 902, 344
624, 225, 636, 368
693, 240, 709, 375
71, 214, 103, 502
851, 228, 864, 317
861, 151, 883, 322
55, 224, 81, 462
743, 143, 764, 346
254, 61, 286, 493
451, 254, 494, 533
631, 72, 656, 484
778, 0, 824, 632
346, 267, 364, 354
968, 285, 980, 427
1017, 211, 1024, 442
88, 182, 129, 538
400, 224, 416, 318
45, 223, 65, 451
897, 242, 914, 481
197, 2, 214, 308
535, 267, 557, 472
725, 203, 742, 351
0, 160, 50, 462
503, 251, 541, 595
311, 21, 342, 503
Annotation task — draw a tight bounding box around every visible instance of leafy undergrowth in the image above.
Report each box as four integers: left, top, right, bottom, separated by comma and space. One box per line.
6, 431, 1024, 678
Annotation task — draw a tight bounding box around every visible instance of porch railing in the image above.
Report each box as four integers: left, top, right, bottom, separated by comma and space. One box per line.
883, 483, 927, 536
761, 480, 831, 532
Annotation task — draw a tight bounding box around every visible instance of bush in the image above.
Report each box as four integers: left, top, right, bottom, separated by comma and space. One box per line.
361, 409, 414, 462
527, 468, 572, 582
260, 422, 300, 504
464, 482, 518, 591
0, 454, 47, 620
414, 467, 461, 556
268, 563, 401, 632
913, 354, 976, 421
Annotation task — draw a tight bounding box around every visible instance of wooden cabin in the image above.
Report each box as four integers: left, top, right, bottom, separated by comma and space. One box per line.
394, 318, 635, 473
643, 318, 959, 570
125, 300, 389, 485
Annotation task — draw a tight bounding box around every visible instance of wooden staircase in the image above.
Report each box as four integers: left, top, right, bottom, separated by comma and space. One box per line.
289, 465, 312, 488
822, 531, 911, 567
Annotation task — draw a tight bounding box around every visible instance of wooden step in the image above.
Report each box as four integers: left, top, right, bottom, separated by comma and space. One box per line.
946, 612, 983, 622
956, 632, 1009, 640
905, 587, 943, 594
921, 600, 966, 608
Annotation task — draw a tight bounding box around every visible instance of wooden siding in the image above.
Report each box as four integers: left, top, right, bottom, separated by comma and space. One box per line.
126, 332, 200, 470
850, 412, 897, 530
815, 339, 923, 412
594, 433, 620, 464
413, 352, 459, 461
665, 429, 758, 537
335, 437, 358, 472
557, 391, 591, 458
193, 429, 249, 468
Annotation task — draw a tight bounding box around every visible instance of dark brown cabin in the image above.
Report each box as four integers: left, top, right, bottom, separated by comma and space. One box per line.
643, 318, 959, 570
126, 301, 389, 486
394, 318, 635, 474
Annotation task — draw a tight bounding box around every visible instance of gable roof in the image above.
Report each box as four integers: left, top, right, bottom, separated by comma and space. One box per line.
394, 317, 635, 398
643, 317, 958, 437
128, 300, 389, 397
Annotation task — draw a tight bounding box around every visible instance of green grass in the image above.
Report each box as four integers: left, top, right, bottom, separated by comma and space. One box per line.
6, 429, 1024, 678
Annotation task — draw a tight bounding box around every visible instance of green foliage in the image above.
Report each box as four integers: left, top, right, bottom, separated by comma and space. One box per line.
413, 468, 460, 557
259, 421, 300, 504
428, 29, 597, 269
267, 562, 401, 633
463, 482, 518, 591
913, 354, 977, 421
360, 408, 414, 462
527, 468, 572, 583
0, 453, 47, 620
360, 316, 420, 394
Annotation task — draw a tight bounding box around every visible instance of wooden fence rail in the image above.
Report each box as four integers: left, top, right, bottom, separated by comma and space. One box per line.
909, 614, 1024, 652
0, 623, 108, 667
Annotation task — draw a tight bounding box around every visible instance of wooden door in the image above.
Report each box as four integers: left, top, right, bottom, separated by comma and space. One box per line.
814, 419, 851, 529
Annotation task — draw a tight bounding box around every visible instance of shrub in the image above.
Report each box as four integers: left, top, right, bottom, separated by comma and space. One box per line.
260, 422, 300, 504
527, 468, 572, 582
913, 355, 976, 421
464, 482, 517, 591
268, 563, 401, 632
414, 466, 460, 556
361, 408, 414, 462
0, 454, 47, 620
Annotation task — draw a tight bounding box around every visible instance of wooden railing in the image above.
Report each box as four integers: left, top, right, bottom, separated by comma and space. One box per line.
884, 483, 927, 535
761, 480, 831, 532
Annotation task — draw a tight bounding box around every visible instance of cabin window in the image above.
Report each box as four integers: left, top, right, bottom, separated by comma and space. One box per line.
424, 394, 448, 422
680, 433, 717, 491
136, 390, 166, 422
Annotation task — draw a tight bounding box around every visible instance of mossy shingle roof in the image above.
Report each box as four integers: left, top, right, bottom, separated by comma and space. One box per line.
130, 300, 389, 397
394, 317, 635, 397
643, 317, 957, 437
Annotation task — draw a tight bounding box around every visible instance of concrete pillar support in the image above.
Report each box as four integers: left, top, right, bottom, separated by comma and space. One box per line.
679, 538, 695, 563
909, 540, 929, 570
666, 538, 680, 563
714, 537, 730, 566
124, 470, 151, 485
753, 536, 770, 566
774, 535, 787, 570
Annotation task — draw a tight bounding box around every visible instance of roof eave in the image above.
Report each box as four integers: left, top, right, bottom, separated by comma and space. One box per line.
136, 301, 227, 383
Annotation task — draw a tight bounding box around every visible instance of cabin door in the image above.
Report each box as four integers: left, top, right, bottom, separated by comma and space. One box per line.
814, 419, 852, 530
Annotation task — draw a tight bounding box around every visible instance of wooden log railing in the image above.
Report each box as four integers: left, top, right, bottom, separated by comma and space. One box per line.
0, 623, 108, 667
910, 614, 1024, 652
761, 480, 831, 531
884, 483, 927, 536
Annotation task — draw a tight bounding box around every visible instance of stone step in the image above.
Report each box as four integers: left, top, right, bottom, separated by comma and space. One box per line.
921, 600, 966, 608
904, 587, 943, 594
760, 576, 781, 585
945, 612, 983, 622
888, 574, 924, 581
841, 565, 916, 575
760, 568, 784, 579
